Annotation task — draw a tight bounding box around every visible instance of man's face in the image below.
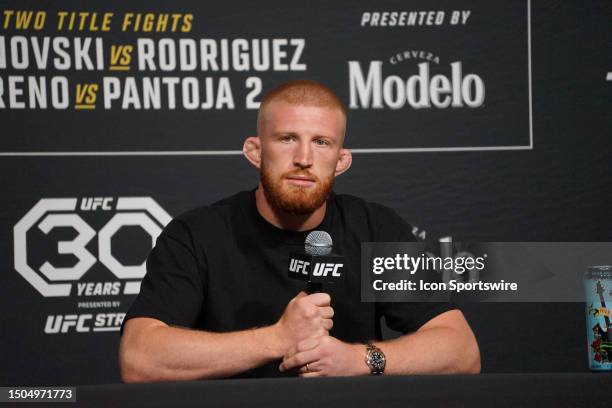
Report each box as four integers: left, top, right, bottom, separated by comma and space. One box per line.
258, 102, 346, 215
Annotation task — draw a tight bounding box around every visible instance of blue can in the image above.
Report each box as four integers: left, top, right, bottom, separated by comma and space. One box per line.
584, 265, 612, 371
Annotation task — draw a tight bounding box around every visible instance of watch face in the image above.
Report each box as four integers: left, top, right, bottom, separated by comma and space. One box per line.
370, 350, 386, 370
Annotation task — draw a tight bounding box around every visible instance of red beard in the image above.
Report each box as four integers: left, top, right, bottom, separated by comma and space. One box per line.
260, 159, 334, 215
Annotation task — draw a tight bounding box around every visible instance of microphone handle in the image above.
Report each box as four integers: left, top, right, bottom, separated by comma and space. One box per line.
307, 282, 323, 294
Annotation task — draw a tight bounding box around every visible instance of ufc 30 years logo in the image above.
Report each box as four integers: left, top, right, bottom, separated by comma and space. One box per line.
13, 197, 171, 297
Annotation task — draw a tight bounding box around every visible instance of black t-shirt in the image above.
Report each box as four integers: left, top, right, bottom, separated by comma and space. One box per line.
124, 190, 456, 377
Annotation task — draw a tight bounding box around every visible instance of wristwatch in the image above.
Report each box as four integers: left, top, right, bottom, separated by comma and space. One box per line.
365, 343, 386, 375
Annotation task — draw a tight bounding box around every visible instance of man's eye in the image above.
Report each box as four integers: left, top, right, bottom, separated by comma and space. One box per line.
281, 135, 294, 142
314, 139, 329, 146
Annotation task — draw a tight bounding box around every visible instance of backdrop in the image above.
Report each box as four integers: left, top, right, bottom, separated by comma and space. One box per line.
1, 0, 610, 385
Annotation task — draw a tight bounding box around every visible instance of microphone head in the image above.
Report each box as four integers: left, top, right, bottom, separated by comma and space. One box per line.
305, 231, 333, 256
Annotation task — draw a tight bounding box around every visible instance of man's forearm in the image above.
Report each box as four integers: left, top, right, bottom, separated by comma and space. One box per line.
374, 326, 481, 375
120, 319, 287, 382
280, 310, 480, 377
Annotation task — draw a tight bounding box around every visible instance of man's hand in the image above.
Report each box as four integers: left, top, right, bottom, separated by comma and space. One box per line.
273, 291, 334, 356
279, 335, 367, 377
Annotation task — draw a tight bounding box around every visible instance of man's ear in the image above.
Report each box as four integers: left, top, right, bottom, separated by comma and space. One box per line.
243, 136, 262, 169
335, 148, 352, 176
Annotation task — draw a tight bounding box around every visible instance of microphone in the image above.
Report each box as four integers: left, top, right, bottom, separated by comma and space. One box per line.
288, 231, 345, 293
305, 230, 333, 256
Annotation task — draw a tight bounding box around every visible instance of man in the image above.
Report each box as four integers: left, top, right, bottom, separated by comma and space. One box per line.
119, 80, 480, 382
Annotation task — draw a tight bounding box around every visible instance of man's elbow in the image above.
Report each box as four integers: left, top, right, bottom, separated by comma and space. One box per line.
443, 325, 481, 374
119, 318, 174, 383
119, 333, 169, 383
452, 314, 481, 374
461, 335, 481, 374
119, 351, 147, 383
465, 350, 481, 374
120, 364, 146, 384
119, 344, 154, 383
120, 350, 177, 383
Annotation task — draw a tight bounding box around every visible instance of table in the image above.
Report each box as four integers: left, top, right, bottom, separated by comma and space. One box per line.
76, 373, 611, 407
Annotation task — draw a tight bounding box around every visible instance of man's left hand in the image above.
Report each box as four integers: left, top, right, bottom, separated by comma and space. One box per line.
279, 335, 368, 377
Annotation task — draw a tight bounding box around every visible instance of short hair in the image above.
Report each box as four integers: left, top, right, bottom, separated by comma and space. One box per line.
257, 79, 347, 134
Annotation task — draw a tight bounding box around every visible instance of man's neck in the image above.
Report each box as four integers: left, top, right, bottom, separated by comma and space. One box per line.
255, 186, 326, 232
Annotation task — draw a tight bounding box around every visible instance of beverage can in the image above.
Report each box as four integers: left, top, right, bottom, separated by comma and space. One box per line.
584, 265, 612, 371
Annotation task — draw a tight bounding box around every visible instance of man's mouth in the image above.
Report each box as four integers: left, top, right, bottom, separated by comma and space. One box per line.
285, 175, 316, 187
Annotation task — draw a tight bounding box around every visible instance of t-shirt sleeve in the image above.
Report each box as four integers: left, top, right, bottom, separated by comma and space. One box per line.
377, 301, 458, 333
370, 203, 459, 334
122, 218, 205, 332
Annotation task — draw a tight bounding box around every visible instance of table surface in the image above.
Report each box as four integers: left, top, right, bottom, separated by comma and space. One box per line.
74, 373, 611, 408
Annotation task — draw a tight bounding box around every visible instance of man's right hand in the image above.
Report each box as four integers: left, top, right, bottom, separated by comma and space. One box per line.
273, 291, 334, 355
120, 291, 334, 382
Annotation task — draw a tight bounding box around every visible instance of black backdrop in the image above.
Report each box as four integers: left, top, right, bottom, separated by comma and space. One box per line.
0, 0, 610, 385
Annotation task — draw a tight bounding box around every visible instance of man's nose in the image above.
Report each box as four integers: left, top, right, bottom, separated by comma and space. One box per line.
293, 140, 313, 168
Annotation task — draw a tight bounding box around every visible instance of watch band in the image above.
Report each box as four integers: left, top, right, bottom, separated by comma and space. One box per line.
365, 342, 386, 375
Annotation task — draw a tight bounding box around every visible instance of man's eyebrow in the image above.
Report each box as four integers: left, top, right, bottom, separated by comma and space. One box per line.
273, 131, 298, 137
272, 131, 337, 141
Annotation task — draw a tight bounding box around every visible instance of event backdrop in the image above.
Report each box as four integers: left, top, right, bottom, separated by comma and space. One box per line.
1, 0, 610, 385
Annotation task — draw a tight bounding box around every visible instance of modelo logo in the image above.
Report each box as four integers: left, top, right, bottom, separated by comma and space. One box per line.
348, 61, 485, 109
13, 197, 171, 297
